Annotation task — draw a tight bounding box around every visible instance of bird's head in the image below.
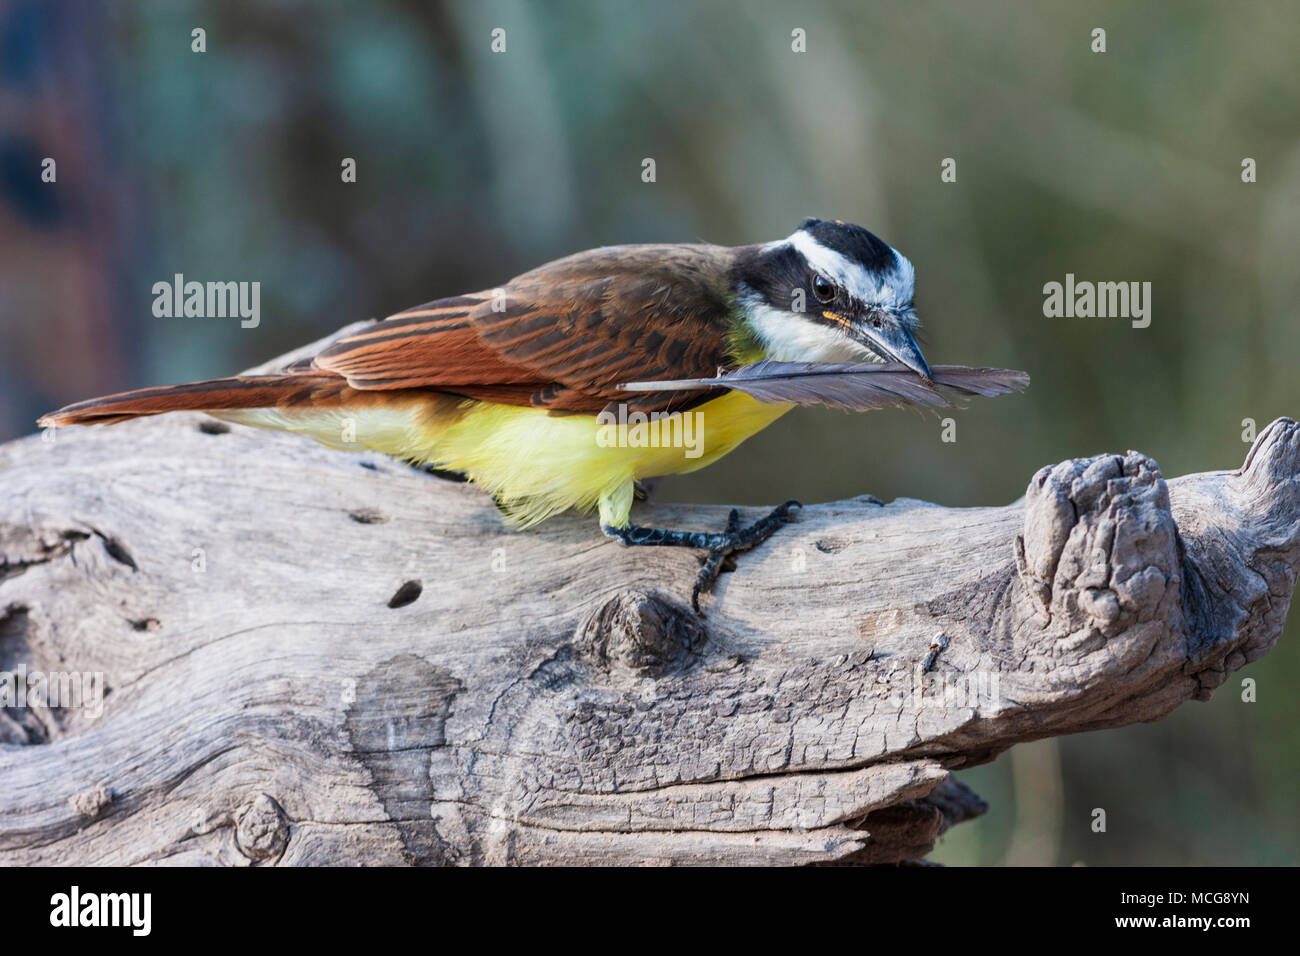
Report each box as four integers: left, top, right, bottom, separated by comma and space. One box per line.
732, 218, 931, 380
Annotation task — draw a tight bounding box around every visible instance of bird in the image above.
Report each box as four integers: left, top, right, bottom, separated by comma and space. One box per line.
40, 218, 1000, 612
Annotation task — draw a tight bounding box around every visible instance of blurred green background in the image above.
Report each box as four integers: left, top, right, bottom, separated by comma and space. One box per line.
1, 0, 1296, 864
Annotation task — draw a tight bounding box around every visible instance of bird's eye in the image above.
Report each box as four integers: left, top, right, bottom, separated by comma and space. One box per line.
811, 274, 835, 303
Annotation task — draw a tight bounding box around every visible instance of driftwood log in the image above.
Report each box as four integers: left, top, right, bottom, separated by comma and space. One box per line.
1, 337, 1296, 863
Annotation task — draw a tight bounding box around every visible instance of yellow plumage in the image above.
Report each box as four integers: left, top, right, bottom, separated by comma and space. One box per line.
217, 391, 794, 528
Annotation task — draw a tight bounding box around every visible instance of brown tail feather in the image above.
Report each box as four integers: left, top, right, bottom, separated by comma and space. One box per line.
38, 372, 352, 428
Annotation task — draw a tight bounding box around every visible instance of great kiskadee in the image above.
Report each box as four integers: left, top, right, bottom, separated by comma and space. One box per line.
40, 218, 958, 609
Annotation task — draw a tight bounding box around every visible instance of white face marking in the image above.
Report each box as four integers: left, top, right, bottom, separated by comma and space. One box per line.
772, 228, 916, 312
738, 288, 883, 363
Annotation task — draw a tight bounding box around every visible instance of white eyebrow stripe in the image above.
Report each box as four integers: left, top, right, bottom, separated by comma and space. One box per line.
890, 248, 916, 306
780, 229, 915, 311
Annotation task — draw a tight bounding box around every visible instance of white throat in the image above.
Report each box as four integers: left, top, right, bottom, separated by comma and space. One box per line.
738, 288, 880, 363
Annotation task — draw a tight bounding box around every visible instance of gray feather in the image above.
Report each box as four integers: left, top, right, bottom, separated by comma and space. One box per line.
617, 361, 1029, 411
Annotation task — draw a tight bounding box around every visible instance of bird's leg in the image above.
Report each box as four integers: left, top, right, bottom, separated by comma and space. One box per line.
694, 508, 743, 603
602, 499, 801, 614
407, 461, 469, 483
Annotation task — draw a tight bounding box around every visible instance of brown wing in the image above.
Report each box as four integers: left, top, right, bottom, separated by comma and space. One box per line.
313, 244, 737, 413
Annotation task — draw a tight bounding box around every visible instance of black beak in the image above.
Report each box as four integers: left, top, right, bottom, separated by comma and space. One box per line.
852, 311, 932, 382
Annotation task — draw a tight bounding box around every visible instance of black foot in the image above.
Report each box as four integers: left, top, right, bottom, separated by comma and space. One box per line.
603, 500, 802, 614
408, 461, 469, 483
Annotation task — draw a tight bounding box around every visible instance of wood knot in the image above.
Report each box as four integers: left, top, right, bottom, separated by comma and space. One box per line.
235, 793, 290, 864
69, 784, 113, 818
576, 589, 707, 675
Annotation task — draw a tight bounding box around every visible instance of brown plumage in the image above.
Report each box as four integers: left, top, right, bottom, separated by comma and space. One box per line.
40, 245, 740, 428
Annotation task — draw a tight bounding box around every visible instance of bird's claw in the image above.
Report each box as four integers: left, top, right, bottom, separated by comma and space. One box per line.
691, 499, 801, 614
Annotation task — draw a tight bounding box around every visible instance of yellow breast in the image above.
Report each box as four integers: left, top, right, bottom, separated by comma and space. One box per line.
220, 391, 793, 528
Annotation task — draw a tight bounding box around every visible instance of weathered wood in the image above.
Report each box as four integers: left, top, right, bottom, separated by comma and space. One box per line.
1, 342, 1296, 863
